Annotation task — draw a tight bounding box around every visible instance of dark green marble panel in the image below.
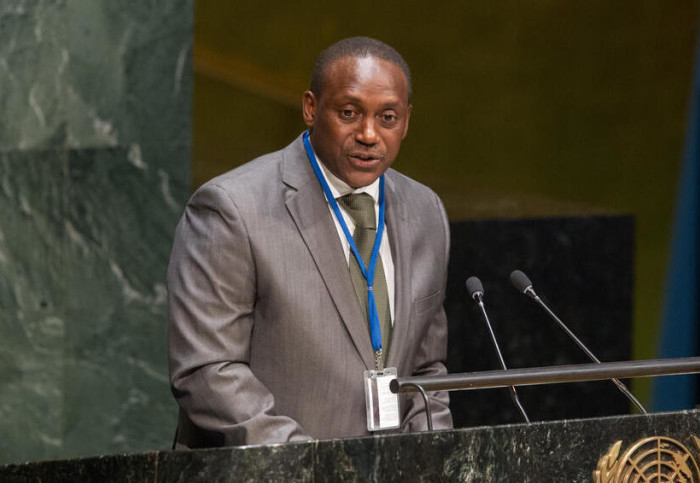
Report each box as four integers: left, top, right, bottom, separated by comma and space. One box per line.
0, 0, 192, 465
61, 147, 183, 459
0, 150, 70, 463
0, 1, 67, 149
0, 146, 186, 464
0, 0, 192, 152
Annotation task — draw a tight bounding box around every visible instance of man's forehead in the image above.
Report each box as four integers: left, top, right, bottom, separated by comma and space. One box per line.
326, 55, 403, 78
321, 55, 410, 101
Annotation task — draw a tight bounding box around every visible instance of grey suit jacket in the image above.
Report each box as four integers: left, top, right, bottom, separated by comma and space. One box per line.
167, 134, 452, 448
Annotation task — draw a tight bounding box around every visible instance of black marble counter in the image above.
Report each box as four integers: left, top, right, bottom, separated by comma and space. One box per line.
3, 410, 699, 482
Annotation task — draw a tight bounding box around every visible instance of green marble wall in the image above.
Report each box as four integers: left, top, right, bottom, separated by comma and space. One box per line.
0, 0, 192, 464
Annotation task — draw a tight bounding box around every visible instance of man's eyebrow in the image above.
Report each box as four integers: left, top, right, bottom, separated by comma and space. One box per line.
333, 93, 369, 102
332, 94, 406, 108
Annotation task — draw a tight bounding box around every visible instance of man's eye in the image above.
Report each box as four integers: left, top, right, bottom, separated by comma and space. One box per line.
341, 109, 355, 118
382, 113, 397, 123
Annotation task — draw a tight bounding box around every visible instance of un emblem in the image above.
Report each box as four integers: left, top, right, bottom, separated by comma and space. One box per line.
594, 436, 700, 482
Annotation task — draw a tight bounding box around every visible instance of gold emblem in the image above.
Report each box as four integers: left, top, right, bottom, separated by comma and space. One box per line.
594, 436, 700, 482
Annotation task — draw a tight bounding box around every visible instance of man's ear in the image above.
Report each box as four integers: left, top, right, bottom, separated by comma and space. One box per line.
302, 91, 317, 127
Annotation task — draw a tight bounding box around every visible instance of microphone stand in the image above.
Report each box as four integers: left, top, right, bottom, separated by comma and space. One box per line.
508, 269, 647, 415
527, 290, 647, 414
466, 277, 530, 423
474, 293, 531, 423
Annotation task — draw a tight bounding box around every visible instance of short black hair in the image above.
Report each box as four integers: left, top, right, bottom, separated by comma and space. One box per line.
310, 36, 412, 99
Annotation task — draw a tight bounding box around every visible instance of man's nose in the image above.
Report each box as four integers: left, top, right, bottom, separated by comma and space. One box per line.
355, 117, 378, 146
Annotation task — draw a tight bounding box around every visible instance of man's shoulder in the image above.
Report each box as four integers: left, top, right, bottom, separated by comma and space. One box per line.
197, 134, 305, 195
385, 168, 442, 206
203, 153, 278, 193
207, 139, 293, 187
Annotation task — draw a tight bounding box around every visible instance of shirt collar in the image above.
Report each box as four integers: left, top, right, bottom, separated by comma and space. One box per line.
315, 154, 380, 202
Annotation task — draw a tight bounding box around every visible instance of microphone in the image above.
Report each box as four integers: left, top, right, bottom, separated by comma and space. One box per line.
466, 276, 530, 423
509, 269, 647, 414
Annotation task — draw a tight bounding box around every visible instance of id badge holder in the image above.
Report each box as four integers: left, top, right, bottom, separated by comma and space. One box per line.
364, 367, 400, 431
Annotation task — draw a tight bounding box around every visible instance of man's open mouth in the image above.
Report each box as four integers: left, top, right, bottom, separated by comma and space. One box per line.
349, 153, 380, 162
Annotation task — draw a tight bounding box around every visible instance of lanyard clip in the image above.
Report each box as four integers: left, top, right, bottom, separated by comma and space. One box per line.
375, 350, 384, 372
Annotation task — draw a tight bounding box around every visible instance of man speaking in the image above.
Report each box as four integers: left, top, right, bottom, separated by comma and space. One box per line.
167, 36, 453, 448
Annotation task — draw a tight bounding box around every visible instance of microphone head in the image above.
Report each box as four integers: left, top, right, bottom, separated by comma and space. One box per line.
465, 276, 484, 299
509, 270, 533, 293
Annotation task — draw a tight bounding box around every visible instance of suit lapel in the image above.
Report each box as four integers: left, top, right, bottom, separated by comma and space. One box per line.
282, 138, 375, 370
385, 172, 412, 370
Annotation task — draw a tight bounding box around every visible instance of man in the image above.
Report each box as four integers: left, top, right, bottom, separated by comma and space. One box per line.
168, 37, 452, 448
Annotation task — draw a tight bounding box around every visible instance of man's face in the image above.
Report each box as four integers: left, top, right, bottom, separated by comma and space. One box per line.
302, 56, 412, 188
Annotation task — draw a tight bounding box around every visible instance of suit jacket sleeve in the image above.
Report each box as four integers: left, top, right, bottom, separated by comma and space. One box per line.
401, 191, 453, 432
167, 183, 312, 446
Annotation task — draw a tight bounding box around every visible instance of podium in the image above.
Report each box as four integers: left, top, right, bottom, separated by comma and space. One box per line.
3, 410, 700, 482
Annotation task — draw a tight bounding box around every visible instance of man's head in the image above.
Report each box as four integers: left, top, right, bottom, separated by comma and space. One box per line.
303, 37, 412, 189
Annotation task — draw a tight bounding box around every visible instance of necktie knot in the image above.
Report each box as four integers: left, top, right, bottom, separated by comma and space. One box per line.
338, 193, 376, 229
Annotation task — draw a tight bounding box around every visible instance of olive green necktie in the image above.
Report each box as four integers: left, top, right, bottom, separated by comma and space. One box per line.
337, 193, 392, 362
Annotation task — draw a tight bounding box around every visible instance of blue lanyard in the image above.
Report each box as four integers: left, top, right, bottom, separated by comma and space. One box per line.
302, 131, 386, 354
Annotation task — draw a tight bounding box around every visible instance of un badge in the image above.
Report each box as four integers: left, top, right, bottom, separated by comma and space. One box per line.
594, 436, 700, 482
